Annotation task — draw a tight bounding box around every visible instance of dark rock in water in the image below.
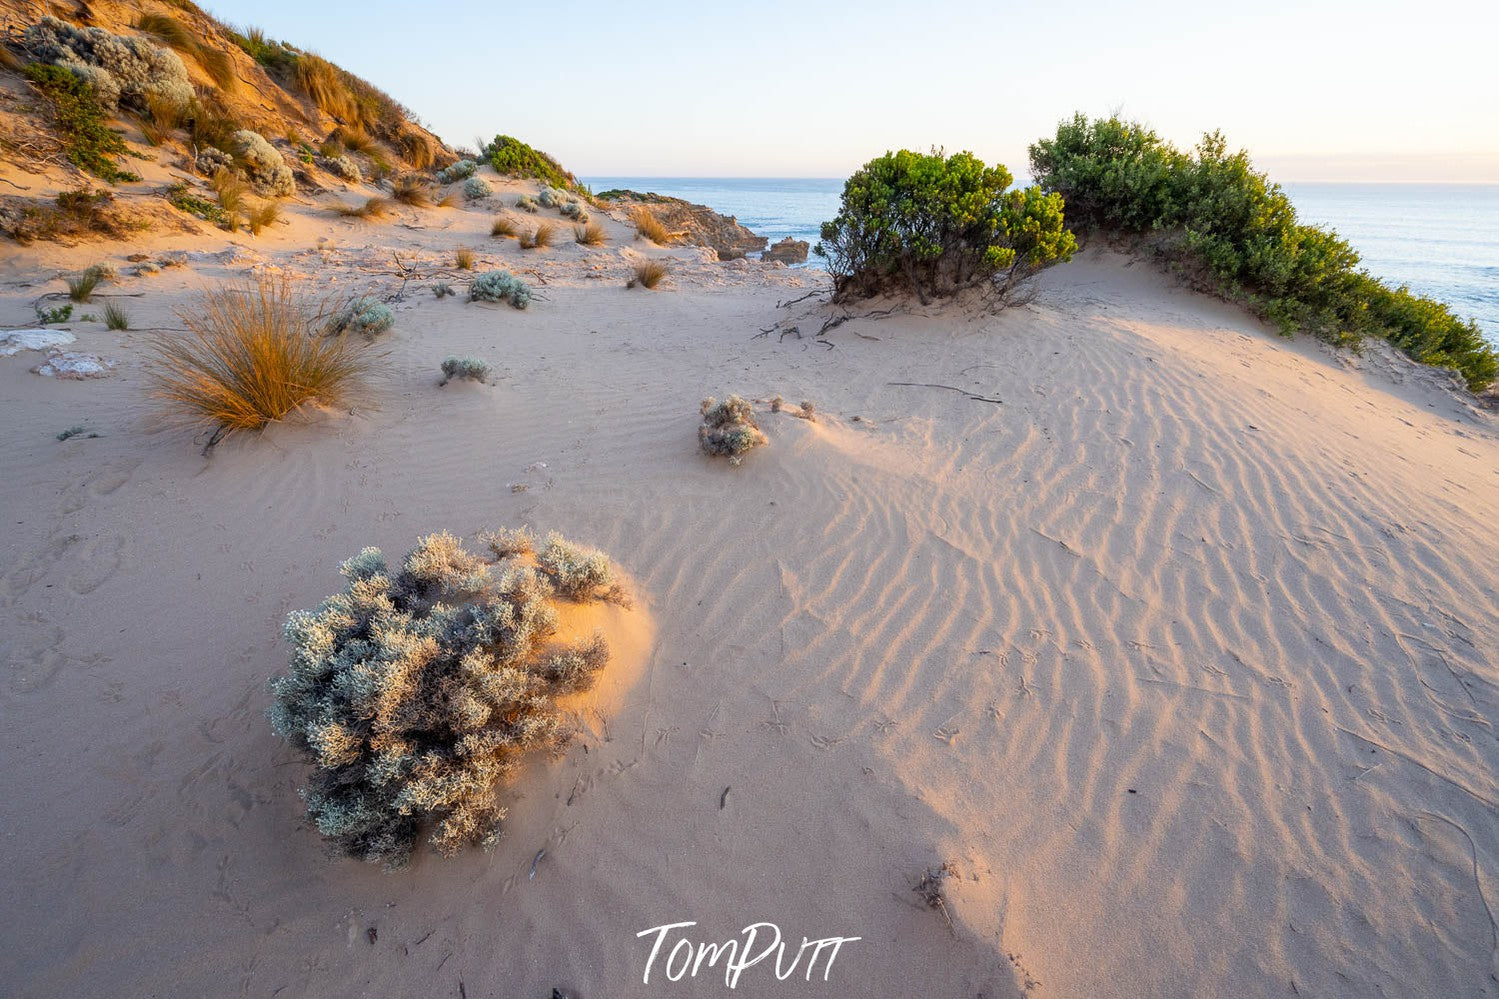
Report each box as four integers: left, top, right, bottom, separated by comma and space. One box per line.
597, 190, 768, 259
761, 237, 809, 265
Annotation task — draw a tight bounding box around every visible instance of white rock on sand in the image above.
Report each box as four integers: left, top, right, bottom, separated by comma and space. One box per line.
31, 350, 115, 379
0, 328, 75, 355
0, 176, 1495, 999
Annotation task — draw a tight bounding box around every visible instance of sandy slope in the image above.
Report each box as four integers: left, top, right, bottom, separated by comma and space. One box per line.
1, 191, 1496, 999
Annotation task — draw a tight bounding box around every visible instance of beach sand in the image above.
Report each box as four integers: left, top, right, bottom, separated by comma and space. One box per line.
1, 178, 1497, 998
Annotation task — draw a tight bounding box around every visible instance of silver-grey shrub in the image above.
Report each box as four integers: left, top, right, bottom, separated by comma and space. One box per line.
267, 530, 618, 863
463, 176, 493, 200
326, 296, 394, 337
440, 355, 492, 384
699, 395, 768, 464
322, 154, 362, 183
437, 159, 478, 184
24, 16, 193, 113
232, 130, 296, 197
469, 269, 532, 309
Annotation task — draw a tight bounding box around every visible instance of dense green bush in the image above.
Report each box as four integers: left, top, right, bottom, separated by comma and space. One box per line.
469, 269, 533, 309
22, 64, 136, 183
815, 149, 1075, 304
1029, 114, 1497, 390
484, 135, 574, 189
268, 531, 620, 863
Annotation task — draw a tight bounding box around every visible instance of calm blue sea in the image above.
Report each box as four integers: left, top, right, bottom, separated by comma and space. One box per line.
583, 177, 1498, 345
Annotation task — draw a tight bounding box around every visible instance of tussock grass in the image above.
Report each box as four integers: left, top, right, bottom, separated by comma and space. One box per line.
491, 216, 517, 238
526, 222, 556, 249
455, 247, 475, 270
396, 130, 436, 169
247, 201, 280, 236
103, 301, 129, 331
210, 168, 247, 222
187, 93, 238, 151
294, 54, 354, 120
137, 13, 238, 92
331, 124, 376, 154
627, 260, 668, 290
331, 196, 389, 220
138, 93, 184, 145
438, 191, 460, 209
67, 267, 102, 302
147, 276, 371, 442
575, 219, 607, 246
633, 206, 670, 244
391, 174, 433, 207
0, 44, 21, 73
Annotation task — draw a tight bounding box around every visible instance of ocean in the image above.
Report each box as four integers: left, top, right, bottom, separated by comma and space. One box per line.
582, 177, 1499, 346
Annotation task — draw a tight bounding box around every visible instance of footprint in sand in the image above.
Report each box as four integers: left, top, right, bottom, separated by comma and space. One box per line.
66, 533, 129, 595
3, 617, 67, 694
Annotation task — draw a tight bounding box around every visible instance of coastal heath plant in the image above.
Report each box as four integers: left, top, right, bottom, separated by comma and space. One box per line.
325, 296, 395, 337
698, 395, 767, 464
267, 530, 620, 863
439, 355, 492, 385
464, 176, 493, 200
469, 269, 533, 309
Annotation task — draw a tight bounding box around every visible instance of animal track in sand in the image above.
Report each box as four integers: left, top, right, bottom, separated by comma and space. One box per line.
3, 616, 67, 694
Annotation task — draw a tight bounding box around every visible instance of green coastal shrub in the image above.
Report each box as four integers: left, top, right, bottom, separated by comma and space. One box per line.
326, 296, 394, 337
1029, 114, 1497, 390
699, 395, 767, 465
469, 269, 532, 309
816, 149, 1076, 304
267, 530, 620, 863
515, 194, 539, 213
22, 64, 136, 183
484, 135, 574, 189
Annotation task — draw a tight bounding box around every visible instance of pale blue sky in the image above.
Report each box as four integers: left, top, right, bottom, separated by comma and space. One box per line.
203, 0, 1498, 181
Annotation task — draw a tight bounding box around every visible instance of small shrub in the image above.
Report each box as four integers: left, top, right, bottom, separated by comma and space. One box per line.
22, 64, 135, 183
437, 159, 477, 184
516, 194, 539, 213
326, 296, 395, 338
455, 247, 475, 270
484, 135, 574, 188
627, 260, 668, 290
391, 174, 433, 207
633, 207, 669, 244
38, 304, 74, 324
267, 530, 620, 863
247, 201, 280, 236
431, 282, 455, 299
147, 276, 371, 439
698, 395, 766, 464
463, 176, 493, 200
480, 526, 533, 558
103, 301, 129, 330
165, 180, 227, 226
816, 148, 1076, 304
67, 267, 103, 302
439, 355, 492, 385
321, 154, 362, 183
536, 532, 618, 600
575, 219, 606, 246
469, 269, 532, 309
331, 196, 389, 220
491, 216, 517, 239
232, 130, 295, 197
771, 396, 816, 421
24, 16, 194, 115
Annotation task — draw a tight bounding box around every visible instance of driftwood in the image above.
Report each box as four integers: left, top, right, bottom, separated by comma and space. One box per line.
887, 381, 1002, 404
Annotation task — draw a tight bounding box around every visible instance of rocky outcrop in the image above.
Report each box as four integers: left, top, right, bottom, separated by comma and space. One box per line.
761, 237, 809, 265
597, 190, 768, 259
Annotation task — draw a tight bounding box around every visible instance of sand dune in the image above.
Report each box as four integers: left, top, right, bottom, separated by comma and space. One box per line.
1, 199, 1496, 998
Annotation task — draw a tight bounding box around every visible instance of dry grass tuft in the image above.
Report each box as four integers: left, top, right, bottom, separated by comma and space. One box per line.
137, 93, 184, 145
331, 124, 376, 155
390, 174, 433, 207
455, 247, 475, 270
104, 301, 129, 330
294, 54, 354, 120
137, 13, 237, 91
490, 216, 517, 239
331, 196, 389, 220
147, 276, 372, 444
532, 221, 556, 248
575, 219, 607, 246
210, 168, 247, 220
396, 130, 437, 169
438, 190, 460, 209
627, 259, 668, 290
247, 201, 280, 236
633, 206, 670, 244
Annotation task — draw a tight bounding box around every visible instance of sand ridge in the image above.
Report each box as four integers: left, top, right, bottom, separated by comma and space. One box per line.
1, 192, 1497, 998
